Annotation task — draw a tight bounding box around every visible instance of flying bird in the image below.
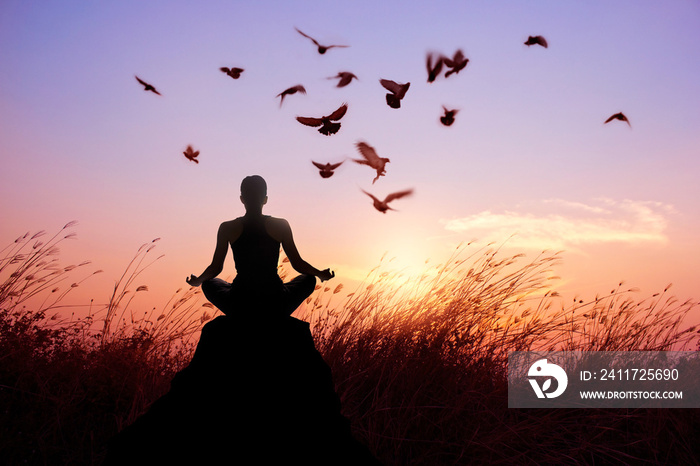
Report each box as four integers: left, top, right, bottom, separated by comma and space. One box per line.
426, 52, 444, 83
604, 112, 631, 127
440, 106, 459, 126
362, 189, 413, 213
525, 35, 548, 48
443, 50, 469, 77
295, 27, 349, 54
296, 103, 348, 136
220, 66, 244, 79
183, 145, 200, 163
379, 79, 410, 109
328, 71, 358, 88
135, 76, 161, 95
353, 141, 390, 184
277, 84, 306, 106
312, 160, 344, 178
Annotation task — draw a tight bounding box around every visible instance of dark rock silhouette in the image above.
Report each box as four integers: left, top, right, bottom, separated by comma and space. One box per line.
104, 314, 380, 465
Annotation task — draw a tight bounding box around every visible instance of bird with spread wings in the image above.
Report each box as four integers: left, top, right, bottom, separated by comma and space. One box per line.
312, 160, 344, 178
296, 103, 348, 136
295, 27, 349, 54
362, 189, 414, 213
353, 141, 391, 184
135, 76, 161, 95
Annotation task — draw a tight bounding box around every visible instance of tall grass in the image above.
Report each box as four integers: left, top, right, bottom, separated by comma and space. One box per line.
0, 221, 95, 317
1, 228, 698, 464
0, 225, 207, 465
298, 242, 700, 464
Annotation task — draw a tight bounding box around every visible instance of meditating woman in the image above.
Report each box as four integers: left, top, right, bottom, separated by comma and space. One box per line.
186, 175, 334, 317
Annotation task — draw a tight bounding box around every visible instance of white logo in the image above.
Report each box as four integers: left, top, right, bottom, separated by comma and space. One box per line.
527, 359, 568, 399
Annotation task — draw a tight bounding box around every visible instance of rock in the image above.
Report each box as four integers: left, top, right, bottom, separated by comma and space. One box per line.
104, 315, 380, 465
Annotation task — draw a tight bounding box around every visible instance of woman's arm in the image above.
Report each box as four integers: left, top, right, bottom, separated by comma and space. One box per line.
274, 218, 334, 281
186, 222, 233, 287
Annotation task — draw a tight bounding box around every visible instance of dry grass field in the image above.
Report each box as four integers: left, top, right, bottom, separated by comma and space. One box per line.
2, 225, 698, 464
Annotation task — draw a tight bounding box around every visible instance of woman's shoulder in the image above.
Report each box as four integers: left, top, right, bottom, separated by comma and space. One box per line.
221, 217, 244, 227
263, 216, 292, 240
264, 216, 290, 227
219, 218, 245, 236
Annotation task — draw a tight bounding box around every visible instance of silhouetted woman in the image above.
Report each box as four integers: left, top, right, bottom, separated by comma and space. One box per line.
186, 175, 334, 317
105, 176, 381, 465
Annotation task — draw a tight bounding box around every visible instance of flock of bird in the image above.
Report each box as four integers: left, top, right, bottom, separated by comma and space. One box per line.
134, 29, 631, 213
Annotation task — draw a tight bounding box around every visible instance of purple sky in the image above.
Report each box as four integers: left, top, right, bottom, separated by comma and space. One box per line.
1, 0, 699, 316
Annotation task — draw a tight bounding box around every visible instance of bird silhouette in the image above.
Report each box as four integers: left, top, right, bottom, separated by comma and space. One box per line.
183, 145, 199, 163
426, 52, 445, 83
440, 106, 459, 126
524, 35, 548, 48
295, 27, 349, 54
328, 71, 358, 88
443, 50, 469, 77
296, 103, 348, 136
604, 112, 631, 127
379, 79, 410, 109
135, 76, 161, 95
362, 189, 413, 213
220, 67, 244, 79
353, 141, 390, 184
277, 85, 306, 106
312, 160, 344, 178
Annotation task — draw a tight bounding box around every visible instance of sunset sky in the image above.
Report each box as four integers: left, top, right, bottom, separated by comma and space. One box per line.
1, 1, 699, 317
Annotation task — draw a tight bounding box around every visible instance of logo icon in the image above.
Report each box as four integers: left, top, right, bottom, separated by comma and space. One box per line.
527, 358, 568, 398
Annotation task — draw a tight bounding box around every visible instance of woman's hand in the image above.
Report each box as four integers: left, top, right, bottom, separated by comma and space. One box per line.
318, 268, 335, 282
186, 274, 202, 287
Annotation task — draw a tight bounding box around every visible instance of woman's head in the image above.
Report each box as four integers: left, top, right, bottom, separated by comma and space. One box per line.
240, 175, 268, 209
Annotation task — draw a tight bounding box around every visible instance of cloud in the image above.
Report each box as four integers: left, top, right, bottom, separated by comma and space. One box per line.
442, 198, 672, 251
